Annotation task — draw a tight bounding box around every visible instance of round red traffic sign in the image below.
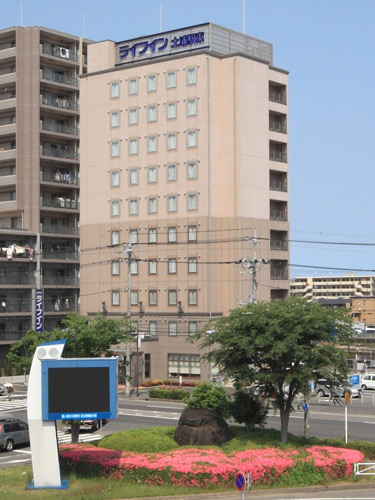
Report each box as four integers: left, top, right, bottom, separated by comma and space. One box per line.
234, 472, 246, 491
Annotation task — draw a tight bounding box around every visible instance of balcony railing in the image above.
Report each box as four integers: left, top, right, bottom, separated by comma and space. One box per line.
270, 150, 287, 163
142, 334, 159, 341
0, 330, 27, 342
270, 179, 287, 192
42, 276, 79, 286
42, 171, 78, 185
271, 269, 288, 280
44, 300, 78, 312
270, 209, 287, 221
0, 299, 31, 313
270, 240, 288, 251
0, 91, 15, 101
42, 44, 78, 62
42, 121, 78, 136
42, 197, 78, 210
41, 95, 78, 111
0, 273, 34, 285
269, 90, 287, 104
42, 251, 78, 260
41, 223, 78, 235
42, 146, 78, 160
41, 69, 78, 86
269, 121, 287, 134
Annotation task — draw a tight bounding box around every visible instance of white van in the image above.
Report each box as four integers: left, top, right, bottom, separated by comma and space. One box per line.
361, 374, 375, 390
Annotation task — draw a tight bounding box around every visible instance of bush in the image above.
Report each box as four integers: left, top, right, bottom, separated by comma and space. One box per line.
98, 427, 178, 453
148, 388, 190, 400
186, 382, 231, 418
230, 390, 269, 432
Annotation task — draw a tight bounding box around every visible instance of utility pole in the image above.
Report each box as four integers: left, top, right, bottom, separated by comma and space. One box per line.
123, 244, 132, 397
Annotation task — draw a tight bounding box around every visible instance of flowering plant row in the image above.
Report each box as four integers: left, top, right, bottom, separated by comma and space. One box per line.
59, 445, 363, 487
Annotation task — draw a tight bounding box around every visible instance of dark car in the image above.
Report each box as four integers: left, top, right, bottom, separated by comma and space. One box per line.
0, 415, 29, 451
0, 385, 4, 396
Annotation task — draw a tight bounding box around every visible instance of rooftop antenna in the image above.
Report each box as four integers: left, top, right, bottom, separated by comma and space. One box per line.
160, 1, 163, 32
243, 0, 246, 34
20, 0, 23, 27
83, 12, 86, 39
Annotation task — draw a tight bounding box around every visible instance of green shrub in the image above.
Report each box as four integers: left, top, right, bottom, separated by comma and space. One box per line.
230, 390, 269, 431
279, 461, 326, 486
97, 427, 178, 453
148, 388, 190, 400
186, 382, 231, 418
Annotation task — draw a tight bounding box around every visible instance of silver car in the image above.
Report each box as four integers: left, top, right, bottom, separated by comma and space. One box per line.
0, 415, 29, 451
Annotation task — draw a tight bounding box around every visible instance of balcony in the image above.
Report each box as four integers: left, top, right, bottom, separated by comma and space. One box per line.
44, 299, 78, 313
269, 120, 287, 134
269, 85, 287, 105
0, 298, 31, 313
0, 71, 16, 86
42, 276, 79, 286
41, 223, 79, 235
0, 123, 16, 137
0, 174, 16, 188
0, 47, 16, 62
0, 330, 26, 342
270, 268, 288, 280
269, 149, 287, 163
0, 272, 34, 285
270, 239, 288, 251
41, 69, 78, 87
41, 44, 78, 62
42, 250, 78, 260
270, 209, 287, 221
41, 146, 78, 161
41, 95, 78, 112
42, 121, 78, 136
42, 197, 78, 210
42, 170, 78, 185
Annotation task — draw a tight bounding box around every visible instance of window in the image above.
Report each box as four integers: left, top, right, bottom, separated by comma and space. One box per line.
111, 230, 120, 245
168, 321, 177, 336
148, 105, 157, 122
112, 260, 120, 276
187, 98, 197, 116
129, 138, 138, 155
188, 257, 197, 274
167, 71, 176, 88
168, 226, 177, 243
148, 74, 157, 92
110, 81, 119, 98
149, 290, 157, 306
189, 289, 197, 305
129, 78, 138, 95
145, 353, 151, 378
112, 290, 120, 306
189, 321, 198, 336
149, 228, 157, 243
148, 136, 157, 153
130, 260, 138, 275
187, 161, 197, 179
130, 290, 138, 306
168, 354, 201, 377
148, 166, 158, 183
187, 193, 198, 211
149, 259, 157, 274
111, 170, 120, 186
168, 164, 177, 181
111, 111, 120, 127
129, 198, 138, 215
168, 290, 177, 306
187, 130, 197, 148
168, 258, 177, 274
111, 200, 120, 217
129, 229, 138, 244
188, 225, 197, 242
168, 195, 177, 212
111, 141, 120, 157
148, 197, 157, 214
129, 108, 138, 125
167, 102, 177, 119
167, 133, 177, 150
149, 321, 158, 336
129, 169, 138, 185
187, 67, 197, 85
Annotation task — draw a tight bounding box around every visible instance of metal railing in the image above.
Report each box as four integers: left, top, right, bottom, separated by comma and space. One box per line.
270, 179, 287, 192
41, 44, 78, 62
42, 171, 78, 185
270, 209, 287, 221
269, 120, 287, 133
42, 146, 78, 160
41, 223, 78, 235
42, 198, 78, 210
0, 299, 31, 312
271, 269, 288, 280
0, 273, 34, 285
42, 121, 78, 136
0, 91, 15, 102
42, 251, 78, 260
269, 90, 287, 104
270, 150, 287, 163
270, 240, 288, 251
41, 95, 78, 111
44, 300, 78, 312
42, 276, 79, 286
0, 331, 26, 342
41, 69, 77, 86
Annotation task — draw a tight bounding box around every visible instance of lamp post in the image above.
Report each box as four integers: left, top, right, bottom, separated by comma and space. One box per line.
123, 244, 132, 397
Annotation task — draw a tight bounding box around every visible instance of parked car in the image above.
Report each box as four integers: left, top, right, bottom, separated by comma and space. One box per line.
361, 374, 375, 390
64, 419, 106, 432
0, 416, 29, 451
314, 380, 362, 398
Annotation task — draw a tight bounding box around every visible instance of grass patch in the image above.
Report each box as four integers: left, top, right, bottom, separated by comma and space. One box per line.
97, 426, 179, 453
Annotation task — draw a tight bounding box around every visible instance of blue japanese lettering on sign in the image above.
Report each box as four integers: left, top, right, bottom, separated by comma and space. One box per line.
36, 289, 43, 333
171, 32, 205, 48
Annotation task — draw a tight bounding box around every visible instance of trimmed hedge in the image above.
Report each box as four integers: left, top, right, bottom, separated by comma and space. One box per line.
148, 388, 190, 400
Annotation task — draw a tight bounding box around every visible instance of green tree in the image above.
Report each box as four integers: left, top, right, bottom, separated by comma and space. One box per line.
186, 382, 231, 419
230, 389, 269, 432
194, 297, 352, 442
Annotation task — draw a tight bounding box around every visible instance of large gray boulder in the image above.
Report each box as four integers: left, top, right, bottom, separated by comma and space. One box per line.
175, 407, 233, 446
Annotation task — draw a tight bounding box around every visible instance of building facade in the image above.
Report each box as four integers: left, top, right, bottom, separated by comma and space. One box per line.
290, 274, 375, 301
0, 26, 89, 367
80, 24, 290, 382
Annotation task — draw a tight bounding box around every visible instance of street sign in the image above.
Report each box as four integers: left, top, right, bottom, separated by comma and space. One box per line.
302, 403, 308, 412
234, 472, 246, 492
345, 391, 351, 405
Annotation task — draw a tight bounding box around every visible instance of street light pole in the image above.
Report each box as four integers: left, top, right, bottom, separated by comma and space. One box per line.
123, 244, 132, 397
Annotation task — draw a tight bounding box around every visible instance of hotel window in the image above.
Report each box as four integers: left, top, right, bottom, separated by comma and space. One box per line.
168, 195, 177, 212
188, 225, 197, 242
168, 290, 177, 306
111, 230, 120, 245
110, 81, 119, 98
111, 170, 120, 187
110, 111, 120, 127
149, 259, 157, 275
187, 98, 197, 116
148, 74, 157, 92
148, 197, 157, 214
187, 193, 198, 211
149, 321, 158, 336
168, 226, 177, 243
189, 321, 198, 336
112, 290, 120, 306
167, 133, 177, 150
112, 260, 120, 276
168, 164, 177, 181
129, 78, 138, 95
148, 166, 158, 183
111, 141, 120, 157
148, 105, 157, 122
188, 257, 197, 274
149, 290, 157, 306
149, 228, 157, 243
130, 290, 138, 306
129, 108, 138, 125
168, 258, 177, 274
129, 138, 138, 155
187, 67, 197, 85
167, 102, 177, 120
189, 289, 197, 306
129, 229, 138, 244
129, 198, 138, 215
148, 136, 157, 153
130, 260, 138, 275
187, 161, 197, 179
111, 200, 120, 217
168, 321, 177, 336
187, 130, 197, 148
129, 169, 138, 185
167, 71, 176, 88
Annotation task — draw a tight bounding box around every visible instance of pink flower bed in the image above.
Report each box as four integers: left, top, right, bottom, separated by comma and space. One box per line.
59, 444, 364, 487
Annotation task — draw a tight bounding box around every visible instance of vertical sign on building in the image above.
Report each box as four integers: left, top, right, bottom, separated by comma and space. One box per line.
36, 289, 44, 333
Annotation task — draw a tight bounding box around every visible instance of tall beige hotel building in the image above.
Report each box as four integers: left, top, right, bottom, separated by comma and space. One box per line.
80, 24, 289, 382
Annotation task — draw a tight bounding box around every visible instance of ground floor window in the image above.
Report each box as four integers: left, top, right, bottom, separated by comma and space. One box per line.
145, 353, 151, 378
168, 353, 200, 378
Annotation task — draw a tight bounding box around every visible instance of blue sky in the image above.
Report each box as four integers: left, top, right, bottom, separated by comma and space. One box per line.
2, 0, 375, 278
